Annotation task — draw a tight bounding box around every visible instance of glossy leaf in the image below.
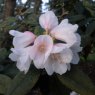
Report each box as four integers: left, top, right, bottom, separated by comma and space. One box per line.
68, 15, 84, 22
0, 48, 8, 63
5, 66, 40, 95
0, 74, 11, 94
57, 66, 95, 95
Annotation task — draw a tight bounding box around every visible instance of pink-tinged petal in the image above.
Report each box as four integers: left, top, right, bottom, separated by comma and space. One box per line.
16, 54, 31, 74
33, 52, 45, 69
52, 62, 68, 75
60, 19, 69, 25
44, 48, 72, 75
16, 46, 32, 73
32, 35, 53, 68
60, 48, 73, 64
51, 26, 77, 47
34, 35, 53, 46
50, 19, 78, 47
9, 30, 23, 36
14, 31, 35, 48
10, 30, 36, 48
34, 35, 53, 62
51, 43, 67, 53
9, 46, 32, 74
30, 46, 38, 60
44, 56, 54, 75
39, 11, 58, 31
59, 19, 78, 33
9, 48, 21, 61
45, 54, 68, 75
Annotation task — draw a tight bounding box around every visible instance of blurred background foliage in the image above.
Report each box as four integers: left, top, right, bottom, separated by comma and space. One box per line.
0, 0, 95, 95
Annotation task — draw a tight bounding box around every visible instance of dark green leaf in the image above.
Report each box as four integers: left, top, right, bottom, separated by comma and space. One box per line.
49, 76, 70, 95
68, 15, 85, 22
85, 21, 95, 36
57, 66, 95, 95
3, 64, 19, 78
5, 66, 40, 95
0, 74, 11, 94
0, 48, 8, 63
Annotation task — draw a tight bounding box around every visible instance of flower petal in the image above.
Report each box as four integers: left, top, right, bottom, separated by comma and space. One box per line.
9, 30, 36, 48
39, 11, 58, 31
60, 19, 69, 25
9, 46, 32, 74
51, 19, 78, 47
9, 30, 23, 36
44, 48, 72, 75
44, 54, 68, 75
16, 46, 32, 73
52, 62, 68, 75
9, 53, 19, 61
70, 41, 82, 64
51, 25, 77, 47
67, 63, 71, 71
51, 43, 67, 53
70, 91, 80, 95
33, 52, 45, 69
9, 48, 21, 61
60, 19, 78, 33
16, 54, 31, 74
44, 56, 54, 75
32, 35, 53, 68
71, 52, 79, 64
60, 48, 73, 64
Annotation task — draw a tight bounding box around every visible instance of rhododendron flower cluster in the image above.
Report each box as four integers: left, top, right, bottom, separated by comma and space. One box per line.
9, 11, 82, 75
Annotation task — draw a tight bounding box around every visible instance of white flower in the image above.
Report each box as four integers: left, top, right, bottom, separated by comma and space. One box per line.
38, 11, 81, 75
39, 11, 78, 47
44, 45, 73, 75
9, 30, 36, 48
39, 11, 58, 31
9, 47, 32, 74
30, 35, 53, 69
9, 11, 81, 75
9, 30, 36, 73
70, 91, 80, 95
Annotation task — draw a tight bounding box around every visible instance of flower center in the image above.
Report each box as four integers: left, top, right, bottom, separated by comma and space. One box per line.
51, 54, 64, 64
39, 43, 46, 53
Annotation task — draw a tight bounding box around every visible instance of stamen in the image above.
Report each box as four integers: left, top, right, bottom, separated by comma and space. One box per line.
39, 43, 46, 53
43, 29, 49, 35
51, 54, 64, 64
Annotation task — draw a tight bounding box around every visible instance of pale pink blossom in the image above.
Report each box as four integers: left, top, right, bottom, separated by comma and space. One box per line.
39, 11, 78, 47
9, 30, 35, 73
9, 46, 32, 74
9, 11, 81, 75
9, 30, 36, 48
39, 11, 58, 31
37, 11, 81, 75
30, 35, 53, 69
44, 47, 73, 75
